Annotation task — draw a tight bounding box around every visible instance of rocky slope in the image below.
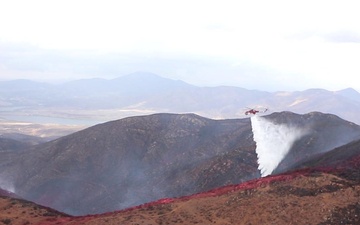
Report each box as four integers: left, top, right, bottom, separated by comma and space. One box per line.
0, 112, 360, 224
2, 142, 360, 224
270, 112, 360, 174
0, 137, 30, 152
1, 112, 359, 217
48, 139, 360, 224
0, 113, 258, 215
0, 188, 70, 225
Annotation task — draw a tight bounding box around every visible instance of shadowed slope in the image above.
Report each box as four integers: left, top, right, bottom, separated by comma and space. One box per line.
59, 139, 360, 225
2, 145, 360, 225
1, 112, 360, 217
0, 192, 71, 225
266, 112, 360, 174
1, 112, 360, 223
1, 113, 258, 215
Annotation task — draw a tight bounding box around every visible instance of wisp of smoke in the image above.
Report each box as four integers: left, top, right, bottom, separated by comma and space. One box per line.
251, 115, 306, 177
0, 177, 15, 193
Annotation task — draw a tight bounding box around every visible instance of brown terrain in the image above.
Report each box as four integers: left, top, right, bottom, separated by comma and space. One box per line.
0, 194, 70, 225
1, 150, 359, 225
0, 113, 259, 215
0, 112, 360, 224
2, 111, 358, 216
72, 169, 359, 225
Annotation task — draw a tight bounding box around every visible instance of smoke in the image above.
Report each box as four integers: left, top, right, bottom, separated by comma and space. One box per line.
251, 115, 306, 177
0, 177, 15, 193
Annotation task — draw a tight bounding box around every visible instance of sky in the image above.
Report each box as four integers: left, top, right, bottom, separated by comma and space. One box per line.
0, 0, 360, 91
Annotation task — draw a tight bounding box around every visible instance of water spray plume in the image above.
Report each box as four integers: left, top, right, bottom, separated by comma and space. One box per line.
251, 115, 306, 177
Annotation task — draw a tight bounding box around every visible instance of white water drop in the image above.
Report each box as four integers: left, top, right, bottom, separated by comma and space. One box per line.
251, 115, 306, 177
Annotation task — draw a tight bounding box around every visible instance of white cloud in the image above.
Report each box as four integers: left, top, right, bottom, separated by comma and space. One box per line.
0, 0, 360, 91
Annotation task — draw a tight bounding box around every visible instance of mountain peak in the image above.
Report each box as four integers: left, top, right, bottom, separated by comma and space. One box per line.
122, 71, 163, 79
118, 72, 191, 85
336, 87, 360, 102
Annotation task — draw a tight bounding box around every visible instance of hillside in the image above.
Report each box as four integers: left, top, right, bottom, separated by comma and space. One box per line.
89, 138, 359, 225
69, 171, 360, 224
2, 143, 360, 224
0, 112, 360, 223
0, 189, 71, 225
269, 112, 360, 174
51, 140, 360, 224
0, 137, 30, 152
1, 112, 360, 217
0, 113, 258, 215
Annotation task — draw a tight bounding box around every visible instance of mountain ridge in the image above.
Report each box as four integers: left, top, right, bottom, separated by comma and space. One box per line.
1, 72, 360, 128
0, 113, 257, 215
0, 111, 360, 223
1, 111, 359, 216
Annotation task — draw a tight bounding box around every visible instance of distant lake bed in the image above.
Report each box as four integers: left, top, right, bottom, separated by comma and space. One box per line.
1, 115, 102, 126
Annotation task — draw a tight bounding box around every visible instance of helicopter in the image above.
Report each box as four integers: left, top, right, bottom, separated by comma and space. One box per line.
244, 107, 268, 115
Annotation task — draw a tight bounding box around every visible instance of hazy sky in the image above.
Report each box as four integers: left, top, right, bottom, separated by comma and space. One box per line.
0, 0, 360, 91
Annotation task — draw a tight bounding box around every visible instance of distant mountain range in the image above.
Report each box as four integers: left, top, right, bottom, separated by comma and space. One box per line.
1, 111, 359, 216
1, 72, 360, 126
